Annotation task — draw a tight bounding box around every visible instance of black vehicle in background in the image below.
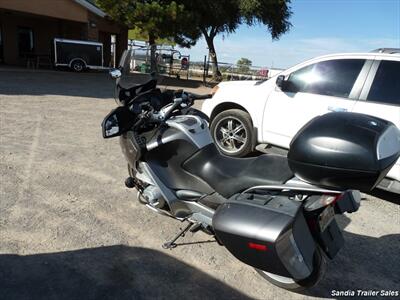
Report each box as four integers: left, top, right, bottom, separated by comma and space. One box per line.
54, 38, 106, 72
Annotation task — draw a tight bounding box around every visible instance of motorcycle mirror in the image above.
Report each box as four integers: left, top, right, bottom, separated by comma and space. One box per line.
110, 68, 122, 79
102, 111, 120, 138
102, 106, 135, 138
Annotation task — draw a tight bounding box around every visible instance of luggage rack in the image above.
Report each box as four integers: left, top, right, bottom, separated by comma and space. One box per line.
241, 185, 343, 195
370, 48, 400, 54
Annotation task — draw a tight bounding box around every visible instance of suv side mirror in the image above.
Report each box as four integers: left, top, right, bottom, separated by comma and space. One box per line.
276, 75, 286, 88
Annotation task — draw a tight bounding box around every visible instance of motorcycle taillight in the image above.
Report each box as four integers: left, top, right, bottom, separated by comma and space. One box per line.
304, 193, 342, 211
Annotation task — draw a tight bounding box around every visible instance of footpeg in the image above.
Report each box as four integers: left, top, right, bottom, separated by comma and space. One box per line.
189, 223, 202, 233
125, 177, 136, 188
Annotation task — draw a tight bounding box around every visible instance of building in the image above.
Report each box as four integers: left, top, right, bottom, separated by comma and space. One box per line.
0, 0, 128, 67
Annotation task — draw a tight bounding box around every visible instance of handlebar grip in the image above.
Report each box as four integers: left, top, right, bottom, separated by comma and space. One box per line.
190, 93, 212, 100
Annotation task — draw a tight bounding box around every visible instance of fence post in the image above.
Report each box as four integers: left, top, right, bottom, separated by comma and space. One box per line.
203, 55, 207, 85
187, 55, 190, 80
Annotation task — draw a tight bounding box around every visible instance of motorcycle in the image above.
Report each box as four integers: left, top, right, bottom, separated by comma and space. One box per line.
102, 50, 400, 291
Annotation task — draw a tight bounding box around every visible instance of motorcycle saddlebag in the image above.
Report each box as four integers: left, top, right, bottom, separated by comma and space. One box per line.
288, 112, 400, 192
212, 195, 316, 280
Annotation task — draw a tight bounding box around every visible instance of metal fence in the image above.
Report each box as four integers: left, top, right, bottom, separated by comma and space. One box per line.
128, 41, 191, 80
127, 41, 283, 85
200, 59, 284, 86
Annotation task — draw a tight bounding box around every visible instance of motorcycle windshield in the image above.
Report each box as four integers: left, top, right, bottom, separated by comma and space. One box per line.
114, 49, 157, 106
113, 49, 132, 105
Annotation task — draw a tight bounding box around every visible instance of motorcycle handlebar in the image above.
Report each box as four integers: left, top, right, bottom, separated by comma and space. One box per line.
188, 93, 212, 101
133, 92, 212, 127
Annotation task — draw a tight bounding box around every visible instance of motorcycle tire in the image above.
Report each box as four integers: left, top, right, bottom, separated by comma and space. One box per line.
255, 246, 327, 292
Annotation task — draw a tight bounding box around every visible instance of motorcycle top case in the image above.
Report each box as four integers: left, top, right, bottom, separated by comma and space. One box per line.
288, 112, 400, 191
213, 194, 316, 280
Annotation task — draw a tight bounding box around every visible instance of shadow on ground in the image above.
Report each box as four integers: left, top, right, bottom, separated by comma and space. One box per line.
157, 75, 206, 89
0, 68, 206, 99
1, 224, 398, 300
305, 215, 400, 298
0, 246, 250, 300
368, 189, 399, 205
0, 68, 115, 99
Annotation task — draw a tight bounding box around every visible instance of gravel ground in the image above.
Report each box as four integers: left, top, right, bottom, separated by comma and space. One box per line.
0, 69, 399, 300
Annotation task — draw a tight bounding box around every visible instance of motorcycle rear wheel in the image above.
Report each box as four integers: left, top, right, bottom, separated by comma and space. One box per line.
255, 246, 327, 292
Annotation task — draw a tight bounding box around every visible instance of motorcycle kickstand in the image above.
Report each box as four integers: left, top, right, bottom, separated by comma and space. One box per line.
162, 222, 194, 250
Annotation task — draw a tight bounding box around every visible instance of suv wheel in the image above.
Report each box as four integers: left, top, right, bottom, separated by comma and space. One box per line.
210, 109, 254, 157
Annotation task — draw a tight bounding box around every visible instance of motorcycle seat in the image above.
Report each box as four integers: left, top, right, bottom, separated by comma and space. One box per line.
183, 144, 294, 198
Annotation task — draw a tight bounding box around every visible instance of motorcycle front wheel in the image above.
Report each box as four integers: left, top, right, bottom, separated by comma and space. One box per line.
255, 246, 327, 292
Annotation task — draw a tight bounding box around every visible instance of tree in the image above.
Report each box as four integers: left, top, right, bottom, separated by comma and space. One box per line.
236, 57, 252, 73
128, 28, 176, 46
97, 1, 292, 78
178, 0, 292, 79
96, 0, 200, 72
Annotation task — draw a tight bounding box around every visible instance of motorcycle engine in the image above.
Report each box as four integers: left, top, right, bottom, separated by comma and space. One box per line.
141, 185, 165, 208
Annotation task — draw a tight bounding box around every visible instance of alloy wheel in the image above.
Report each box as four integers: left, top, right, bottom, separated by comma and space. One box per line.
214, 116, 248, 154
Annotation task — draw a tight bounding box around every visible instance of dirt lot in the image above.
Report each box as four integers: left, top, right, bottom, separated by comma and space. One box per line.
0, 69, 399, 300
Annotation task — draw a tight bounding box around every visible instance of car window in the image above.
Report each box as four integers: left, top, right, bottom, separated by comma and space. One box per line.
367, 60, 400, 106
285, 59, 365, 98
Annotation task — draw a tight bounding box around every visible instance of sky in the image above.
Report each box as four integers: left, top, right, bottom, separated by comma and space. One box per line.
176, 0, 400, 69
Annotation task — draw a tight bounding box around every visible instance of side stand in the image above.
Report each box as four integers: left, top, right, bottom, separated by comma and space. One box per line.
162, 222, 193, 250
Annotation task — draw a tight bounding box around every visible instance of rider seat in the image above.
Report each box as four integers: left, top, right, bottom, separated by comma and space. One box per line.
183, 144, 294, 198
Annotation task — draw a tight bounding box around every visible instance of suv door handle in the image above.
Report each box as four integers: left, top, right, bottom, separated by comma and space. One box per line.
328, 106, 347, 112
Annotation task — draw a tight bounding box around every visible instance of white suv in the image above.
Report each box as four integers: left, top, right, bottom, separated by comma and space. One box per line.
202, 49, 400, 193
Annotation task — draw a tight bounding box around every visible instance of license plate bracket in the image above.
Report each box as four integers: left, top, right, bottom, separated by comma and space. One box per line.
319, 205, 335, 232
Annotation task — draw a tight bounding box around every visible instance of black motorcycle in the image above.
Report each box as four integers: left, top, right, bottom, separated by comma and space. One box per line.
102, 50, 400, 291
